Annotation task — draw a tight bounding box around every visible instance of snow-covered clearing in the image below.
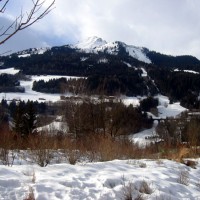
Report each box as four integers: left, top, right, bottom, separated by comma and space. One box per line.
121, 96, 140, 107
129, 121, 158, 147
36, 121, 68, 134
174, 69, 199, 74
141, 67, 147, 77
0, 74, 81, 102
156, 95, 187, 118
0, 158, 200, 199
0, 67, 20, 75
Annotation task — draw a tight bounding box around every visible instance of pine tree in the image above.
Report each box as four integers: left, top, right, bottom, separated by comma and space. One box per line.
12, 101, 37, 137
23, 101, 37, 136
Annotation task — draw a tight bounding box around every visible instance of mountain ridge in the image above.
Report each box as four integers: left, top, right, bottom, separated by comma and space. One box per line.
73, 36, 152, 64
7, 36, 200, 69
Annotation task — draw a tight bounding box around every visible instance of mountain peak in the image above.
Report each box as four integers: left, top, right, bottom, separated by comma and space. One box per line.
74, 36, 151, 64
75, 36, 107, 50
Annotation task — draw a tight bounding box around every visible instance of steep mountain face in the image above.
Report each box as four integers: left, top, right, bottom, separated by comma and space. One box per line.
74, 36, 151, 64
74, 36, 107, 50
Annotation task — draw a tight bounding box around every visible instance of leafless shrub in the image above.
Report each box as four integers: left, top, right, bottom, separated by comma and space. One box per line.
139, 180, 154, 194
134, 194, 146, 200
122, 181, 135, 200
122, 181, 146, 200
121, 176, 146, 200
27, 135, 55, 167
195, 180, 200, 190
23, 169, 36, 183
177, 170, 190, 186
67, 150, 80, 165
24, 186, 35, 200
156, 159, 164, 165
0, 128, 17, 166
139, 162, 147, 168
32, 170, 36, 183
0, 148, 16, 166
30, 149, 53, 167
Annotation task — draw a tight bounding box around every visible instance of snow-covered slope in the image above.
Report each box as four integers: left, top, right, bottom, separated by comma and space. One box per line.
125, 45, 151, 64
75, 36, 107, 50
74, 36, 151, 64
0, 67, 20, 75
0, 158, 200, 199
17, 47, 49, 58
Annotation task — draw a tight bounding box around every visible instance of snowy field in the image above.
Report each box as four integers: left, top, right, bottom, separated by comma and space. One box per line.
0, 73, 81, 102
0, 158, 200, 199
0, 67, 20, 75
156, 95, 187, 118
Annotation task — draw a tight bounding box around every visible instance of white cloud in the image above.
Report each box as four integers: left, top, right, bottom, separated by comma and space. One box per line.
1, 0, 200, 59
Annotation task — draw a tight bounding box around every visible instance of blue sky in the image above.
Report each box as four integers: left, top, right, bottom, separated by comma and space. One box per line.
1, 0, 200, 59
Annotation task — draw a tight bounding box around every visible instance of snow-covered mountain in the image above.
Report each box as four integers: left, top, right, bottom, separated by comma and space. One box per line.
74, 36, 151, 64
75, 36, 107, 50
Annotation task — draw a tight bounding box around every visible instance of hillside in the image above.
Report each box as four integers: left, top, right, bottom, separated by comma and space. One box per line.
1, 36, 200, 105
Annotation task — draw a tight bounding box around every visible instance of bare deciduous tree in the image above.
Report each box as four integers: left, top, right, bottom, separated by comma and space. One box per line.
0, 0, 55, 45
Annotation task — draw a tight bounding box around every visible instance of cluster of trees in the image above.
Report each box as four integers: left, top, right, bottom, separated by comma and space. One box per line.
180, 92, 200, 110
64, 98, 153, 138
86, 74, 150, 96
156, 113, 200, 151
32, 78, 68, 93
0, 74, 24, 92
147, 51, 200, 70
11, 101, 37, 137
139, 97, 159, 112
32, 74, 158, 96
148, 67, 200, 108
0, 97, 153, 139
0, 99, 47, 136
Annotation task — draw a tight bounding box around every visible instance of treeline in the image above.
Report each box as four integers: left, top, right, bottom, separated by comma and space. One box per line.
0, 99, 47, 122
64, 98, 153, 138
0, 74, 24, 92
32, 74, 158, 96
147, 51, 200, 70
32, 78, 68, 93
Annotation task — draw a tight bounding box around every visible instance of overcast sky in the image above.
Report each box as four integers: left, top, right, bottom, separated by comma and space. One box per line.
1, 0, 200, 59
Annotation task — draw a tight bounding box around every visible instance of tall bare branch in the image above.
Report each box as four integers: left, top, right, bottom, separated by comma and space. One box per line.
0, 0, 9, 13
0, 0, 55, 46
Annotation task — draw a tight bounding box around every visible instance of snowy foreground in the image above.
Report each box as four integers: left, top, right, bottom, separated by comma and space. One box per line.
0, 159, 200, 199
